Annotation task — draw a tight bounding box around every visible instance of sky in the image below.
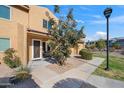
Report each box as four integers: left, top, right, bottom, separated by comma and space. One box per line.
41, 5, 124, 41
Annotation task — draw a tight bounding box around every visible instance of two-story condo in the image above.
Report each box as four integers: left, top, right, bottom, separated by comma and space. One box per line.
0, 5, 85, 65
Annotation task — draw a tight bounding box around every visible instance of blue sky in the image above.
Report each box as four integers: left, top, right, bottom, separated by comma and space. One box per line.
41, 5, 124, 41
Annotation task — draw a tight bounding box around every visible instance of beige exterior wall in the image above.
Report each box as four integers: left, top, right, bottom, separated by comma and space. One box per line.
0, 20, 18, 63
71, 43, 85, 56
11, 6, 28, 26
17, 24, 27, 65
0, 20, 27, 65
78, 43, 85, 53
0, 5, 58, 64
29, 5, 58, 33
0, 6, 28, 65
0, 5, 85, 65
27, 5, 58, 62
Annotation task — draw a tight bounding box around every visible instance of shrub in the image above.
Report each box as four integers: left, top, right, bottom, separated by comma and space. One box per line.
15, 66, 31, 81
79, 49, 92, 60
112, 42, 121, 49
96, 39, 106, 51
3, 48, 21, 68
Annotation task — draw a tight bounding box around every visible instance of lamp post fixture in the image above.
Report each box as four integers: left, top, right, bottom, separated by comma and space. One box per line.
104, 7, 112, 71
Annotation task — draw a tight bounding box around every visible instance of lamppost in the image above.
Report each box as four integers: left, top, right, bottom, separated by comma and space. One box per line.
104, 8, 112, 71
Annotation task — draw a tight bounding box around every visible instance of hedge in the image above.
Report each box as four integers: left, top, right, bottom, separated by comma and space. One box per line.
79, 49, 92, 60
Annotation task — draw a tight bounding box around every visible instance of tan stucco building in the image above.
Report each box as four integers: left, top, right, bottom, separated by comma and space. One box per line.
0, 5, 85, 65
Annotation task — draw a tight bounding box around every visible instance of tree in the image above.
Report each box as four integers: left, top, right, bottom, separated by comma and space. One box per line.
54, 5, 60, 13
48, 8, 85, 65
96, 39, 106, 51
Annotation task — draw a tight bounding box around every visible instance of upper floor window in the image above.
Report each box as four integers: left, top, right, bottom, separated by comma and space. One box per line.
43, 19, 52, 30
0, 5, 10, 20
43, 19, 48, 28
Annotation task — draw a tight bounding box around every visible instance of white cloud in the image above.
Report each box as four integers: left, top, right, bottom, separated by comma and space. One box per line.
110, 15, 124, 24
90, 15, 124, 24
92, 15, 102, 19
76, 19, 85, 24
93, 20, 105, 24
85, 31, 107, 42
96, 31, 106, 39
90, 19, 105, 24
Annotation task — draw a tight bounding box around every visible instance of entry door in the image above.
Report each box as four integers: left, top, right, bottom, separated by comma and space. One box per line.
33, 40, 41, 59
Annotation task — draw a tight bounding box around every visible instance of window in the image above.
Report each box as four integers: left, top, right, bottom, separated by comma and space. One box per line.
43, 19, 48, 28
0, 38, 10, 51
0, 5, 10, 20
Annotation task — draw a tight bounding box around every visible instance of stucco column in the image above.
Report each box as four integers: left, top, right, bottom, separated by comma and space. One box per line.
17, 23, 27, 66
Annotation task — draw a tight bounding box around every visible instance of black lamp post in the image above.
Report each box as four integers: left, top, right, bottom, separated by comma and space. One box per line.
104, 8, 112, 71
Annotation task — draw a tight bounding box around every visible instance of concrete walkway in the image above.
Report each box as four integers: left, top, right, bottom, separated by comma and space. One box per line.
87, 75, 124, 88
30, 57, 101, 87
30, 57, 124, 88
0, 63, 14, 78
28, 59, 51, 70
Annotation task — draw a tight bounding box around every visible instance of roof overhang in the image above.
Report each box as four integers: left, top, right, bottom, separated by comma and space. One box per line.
10, 5, 29, 12
27, 28, 50, 36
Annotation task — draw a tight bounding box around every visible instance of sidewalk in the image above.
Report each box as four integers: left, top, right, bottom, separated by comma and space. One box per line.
0, 63, 14, 78
30, 57, 124, 88
87, 75, 124, 88
31, 57, 105, 87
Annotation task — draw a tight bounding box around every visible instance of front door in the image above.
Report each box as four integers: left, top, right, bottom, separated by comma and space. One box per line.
33, 40, 41, 59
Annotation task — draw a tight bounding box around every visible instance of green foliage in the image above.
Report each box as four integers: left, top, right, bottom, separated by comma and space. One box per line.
15, 66, 31, 81
79, 49, 92, 60
90, 44, 96, 49
93, 54, 124, 81
3, 48, 21, 68
67, 8, 74, 20
96, 39, 106, 51
112, 42, 120, 49
54, 5, 60, 13
49, 8, 85, 65
86, 44, 96, 50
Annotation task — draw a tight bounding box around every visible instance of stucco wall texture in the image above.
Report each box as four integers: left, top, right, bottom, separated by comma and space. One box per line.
0, 5, 85, 65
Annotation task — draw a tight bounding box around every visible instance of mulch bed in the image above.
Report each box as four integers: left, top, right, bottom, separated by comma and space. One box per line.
46, 58, 85, 74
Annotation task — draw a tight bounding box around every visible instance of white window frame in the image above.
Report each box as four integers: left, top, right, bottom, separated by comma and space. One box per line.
42, 19, 48, 29
32, 39, 42, 60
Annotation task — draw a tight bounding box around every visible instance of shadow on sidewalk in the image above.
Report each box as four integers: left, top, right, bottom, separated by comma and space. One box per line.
53, 78, 96, 88
74, 55, 104, 69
